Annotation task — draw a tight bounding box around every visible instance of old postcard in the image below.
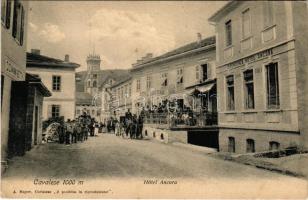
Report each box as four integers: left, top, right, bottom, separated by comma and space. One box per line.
1, 1, 308, 199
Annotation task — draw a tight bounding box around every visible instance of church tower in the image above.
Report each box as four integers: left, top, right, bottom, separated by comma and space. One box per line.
85, 54, 101, 96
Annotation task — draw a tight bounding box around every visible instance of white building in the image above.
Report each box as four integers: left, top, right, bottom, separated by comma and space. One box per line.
27, 50, 80, 121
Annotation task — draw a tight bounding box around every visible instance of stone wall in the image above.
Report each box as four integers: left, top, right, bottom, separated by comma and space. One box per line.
142, 124, 187, 144
219, 128, 300, 154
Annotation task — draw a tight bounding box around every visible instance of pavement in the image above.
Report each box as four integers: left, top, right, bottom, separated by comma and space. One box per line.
2, 133, 307, 180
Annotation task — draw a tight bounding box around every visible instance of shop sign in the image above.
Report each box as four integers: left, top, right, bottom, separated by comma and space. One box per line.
226, 48, 273, 68
3, 57, 25, 81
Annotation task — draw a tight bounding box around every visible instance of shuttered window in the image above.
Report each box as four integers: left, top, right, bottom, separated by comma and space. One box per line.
266, 62, 279, 109
244, 69, 254, 109
1, 0, 12, 29
12, 0, 24, 45
225, 20, 232, 46
226, 75, 235, 111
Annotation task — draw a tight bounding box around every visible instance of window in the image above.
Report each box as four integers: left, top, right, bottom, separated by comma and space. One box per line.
246, 139, 255, 153
161, 72, 168, 87
51, 105, 60, 118
52, 75, 61, 91
201, 64, 208, 81
244, 69, 254, 109
242, 8, 251, 38
87, 80, 91, 87
195, 66, 200, 80
76, 109, 80, 115
1, 0, 12, 29
12, 0, 24, 45
177, 68, 183, 84
263, 1, 273, 28
225, 20, 232, 46
124, 85, 128, 97
226, 75, 235, 110
146, 76, 152, 89
228, 137, 235, 153
266, 62, 279, 109
128, 84, 131, 97
136, 79, 141, 92
269, 141, 280, 150
93, 80, 97, 87
92, 74, 97, 79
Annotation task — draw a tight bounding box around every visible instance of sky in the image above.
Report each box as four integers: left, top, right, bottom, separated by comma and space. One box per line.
27, 1, 227, 72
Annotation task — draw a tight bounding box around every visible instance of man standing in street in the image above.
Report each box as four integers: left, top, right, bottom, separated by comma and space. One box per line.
65, 119, 74, 145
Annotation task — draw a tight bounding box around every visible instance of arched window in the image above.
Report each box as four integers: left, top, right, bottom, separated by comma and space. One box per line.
88, 80, 91, 87
93, 80, 97, 87
246, 139, 255, 153
160, 133, 164, 140
145, 130, 148, 136
153, 131, 156, 138
269, 141, 280, 150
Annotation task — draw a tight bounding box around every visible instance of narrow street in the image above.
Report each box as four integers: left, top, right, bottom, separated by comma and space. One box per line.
2, 133, 306, 180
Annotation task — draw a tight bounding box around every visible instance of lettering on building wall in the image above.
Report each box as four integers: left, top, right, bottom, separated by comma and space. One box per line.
226, 49, 273, 68
4, 58, 25, 81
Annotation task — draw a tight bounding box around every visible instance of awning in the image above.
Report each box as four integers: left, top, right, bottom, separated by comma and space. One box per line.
197, 83, 215, 93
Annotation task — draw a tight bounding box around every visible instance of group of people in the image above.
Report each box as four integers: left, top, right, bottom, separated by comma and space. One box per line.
59, 113, 101, 145
106, 109, 144, 140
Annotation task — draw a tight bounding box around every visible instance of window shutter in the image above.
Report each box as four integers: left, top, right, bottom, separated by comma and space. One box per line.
5, 0, 12, 29
12, 0, 18, 38
48, 105, 52, 118
19, 5, 24, 45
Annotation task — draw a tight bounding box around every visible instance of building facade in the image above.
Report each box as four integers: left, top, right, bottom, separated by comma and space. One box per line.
209, 1, 308, 153
1, 0, 29, 172
131, 36, 218, 147
75, 92, 101, 122
131, 36, 216, 116
27, 50, 80, 121
109, 76, 132, 120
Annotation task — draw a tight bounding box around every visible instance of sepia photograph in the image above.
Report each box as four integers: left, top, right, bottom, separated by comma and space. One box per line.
1, 0, 308, 198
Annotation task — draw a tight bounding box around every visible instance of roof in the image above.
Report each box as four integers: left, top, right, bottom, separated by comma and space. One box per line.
132, 36, 216, 69
75, 69, 130, 92
27, 52, 80, 69
110, 75, 132, 89
26, 73, 52, 97
208, 1, 240, 23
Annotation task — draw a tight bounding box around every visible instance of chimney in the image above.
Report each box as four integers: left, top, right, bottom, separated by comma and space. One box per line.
197, 33, 202, 44
31, 49, 40, 55
65, 54, 69, 62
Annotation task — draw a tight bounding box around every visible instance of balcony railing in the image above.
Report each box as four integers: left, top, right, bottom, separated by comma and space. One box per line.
143, 111, 218, 128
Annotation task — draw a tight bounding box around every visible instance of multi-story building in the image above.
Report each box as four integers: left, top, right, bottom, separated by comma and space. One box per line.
109, 76, 132, 120
27, 50, 80, 121
1, 0, 50, 172
1, 0, 29, 171
208, 1, 308, 153
131, 36, 218, 147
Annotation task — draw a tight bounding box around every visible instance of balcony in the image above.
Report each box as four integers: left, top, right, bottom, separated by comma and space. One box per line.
143, 111, 218, 130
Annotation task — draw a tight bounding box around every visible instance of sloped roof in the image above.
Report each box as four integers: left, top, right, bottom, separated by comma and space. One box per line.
27, 52, 80, 68
133, 36, 216, 69
110, 75, 132, 89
